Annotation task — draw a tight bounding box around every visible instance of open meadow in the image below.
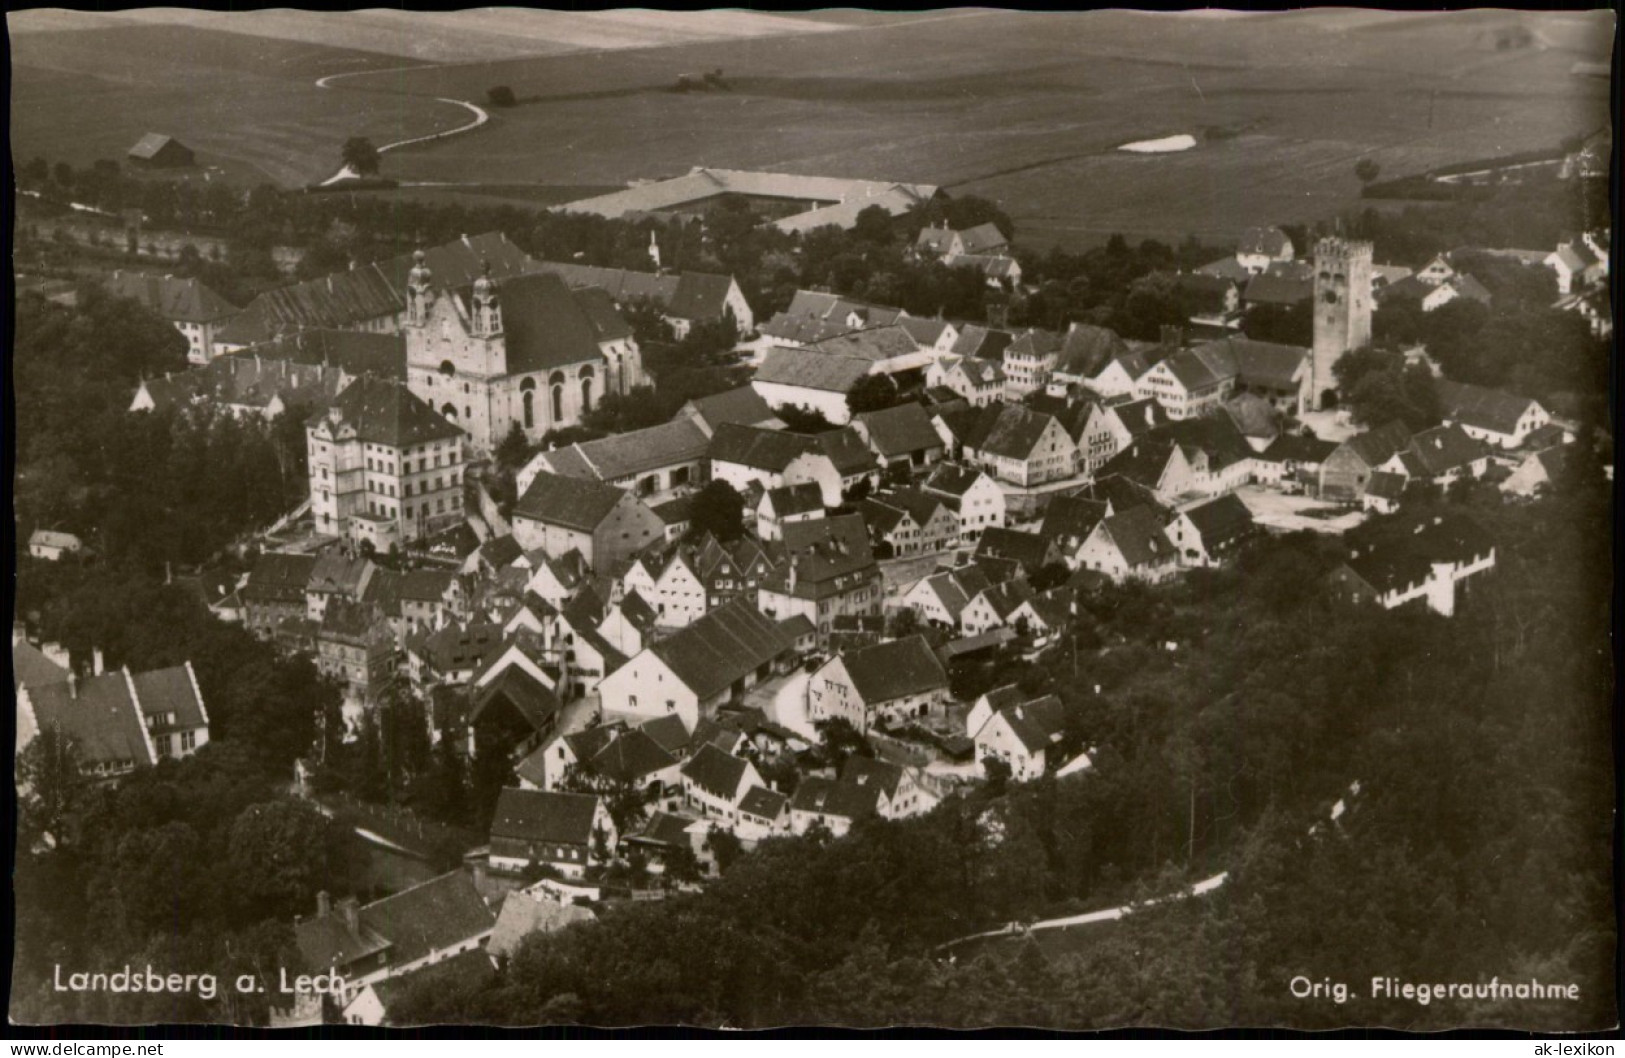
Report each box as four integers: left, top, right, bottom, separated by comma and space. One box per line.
9, 8, 1613, 246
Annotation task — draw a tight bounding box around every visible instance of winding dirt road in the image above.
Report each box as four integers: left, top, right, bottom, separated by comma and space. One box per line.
315, 68, 489, 186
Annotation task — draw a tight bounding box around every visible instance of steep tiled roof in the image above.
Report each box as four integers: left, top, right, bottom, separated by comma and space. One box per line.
589, 728, 677, 785
1056, 324, 1129, 377
356, 870, 495, 968
452, 272, 624, 374
128, 132, 184, 160
682, 386, 784, 434
647, 597, 793, 700
470, 667, 562, 736
976, 527, 1053, 572
809, 326, 921, 363
946, 404, 1059, 461
487, 893, 594, 960
1099, 435, 1177, 491
815, 426, 880, 476
638, 714, 692, 757
1242, 273, 1312, 307
24, 670, 154, 769
219, 232, 537, 346
1365, 471, 1408, 501
857, 402, 944, 458
1401, 424, 1485, 478
1342, 421, 1414, 469
839, 755, 907, 800
680, 743, 751, 801
1435, 379, 1539, 436
490, 788, 602, 846
764, 482, 824, 518
129, 663, 208, 734
316, 376, 460, 447
921, 462, 988, 499
1041, 496, 1109, 547
738, 785, 789, 820
709, 423, 818, 472
542, 419, 710, 483
974, 577, 1035, 620
236, 329, 406, 380
12, 640, 69, 692
1344, 511, 1494, 595
754, 347, 874, 393
243, 552, 317, 604
950, 325, 1016, 361
839, 635, 947, 703
790, 775, 881, 820
514, 472, 628, 532
105, 271, 237, 323
995, 695, 1070, 754
763, 514, 877, 599
1100, 506, 1174, 569
1181, 493, 1256, 551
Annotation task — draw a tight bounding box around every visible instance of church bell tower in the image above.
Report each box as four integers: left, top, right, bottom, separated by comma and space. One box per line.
1310, 238, 1373, 410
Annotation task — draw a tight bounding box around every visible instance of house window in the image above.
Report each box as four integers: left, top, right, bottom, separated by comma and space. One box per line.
181, 731, 196, 752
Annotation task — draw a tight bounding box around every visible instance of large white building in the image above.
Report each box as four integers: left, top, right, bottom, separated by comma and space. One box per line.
404, 256, 645, 456
307, 378, 466, 552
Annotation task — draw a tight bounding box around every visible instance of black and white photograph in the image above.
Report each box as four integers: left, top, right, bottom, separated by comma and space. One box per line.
7, 4, 1618, 1036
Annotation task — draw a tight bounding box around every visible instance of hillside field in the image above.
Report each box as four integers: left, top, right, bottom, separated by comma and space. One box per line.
9, 9, 1613, 247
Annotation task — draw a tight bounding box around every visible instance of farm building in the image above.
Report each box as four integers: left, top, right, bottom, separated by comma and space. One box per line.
558, 168, 942, 234
127, 133, 195, 168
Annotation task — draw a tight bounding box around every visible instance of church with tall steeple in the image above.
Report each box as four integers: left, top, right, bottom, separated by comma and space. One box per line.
403, 250, 646, 456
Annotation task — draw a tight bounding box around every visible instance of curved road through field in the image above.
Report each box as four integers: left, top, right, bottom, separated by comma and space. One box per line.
315, 66, 489, 186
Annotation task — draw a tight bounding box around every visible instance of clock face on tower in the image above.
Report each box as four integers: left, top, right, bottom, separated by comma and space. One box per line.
1323, 290, 1339, 305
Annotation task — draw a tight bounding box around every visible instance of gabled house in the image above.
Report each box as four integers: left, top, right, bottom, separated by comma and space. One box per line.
1074, 506, 1177, 583
488, 788, 616, 878
468, 662, 564, 765
1362, 471, 1408, 514
1434, 380, 1551, 450
757, 514, 883, 642
859, 489, 959, 557
1501, 443, 1576, 498
1006, 586, 1075, 646
1329, 512, 1496, 617
853, 402, 946, 469
518, 723, 622, 793
914, 222, 1010, 260
679, 385, 786, 437
599, 597, 795, 730
1039, 496, 1110, 561
679, 743, 765, 825
972, 694, 1073, 781
807, 635, 950, 732
1049, 324, 1131, 394
517, 417, 710, 500
1380, 424, 1489, 488
17, 660, 212, 777
1166, 493, 1258, 567
936, 403, 1077, 487
736, 785, 793, 842
840, 756, 939, 820
1319, 421, 1414, 503
960, 577, 1036, 636
899, 564, 992, 629
975, 527, 1058, 576
293, 870, 495, 1005
925, 354, 1004, 407
512, 471, 663, 574
1002, 329, 1064, 398
751, 347, 875, 425
756, 482, 825, 542
789, 776, 881, 838
708, 423, 845, 507
920, 463, 1006, 542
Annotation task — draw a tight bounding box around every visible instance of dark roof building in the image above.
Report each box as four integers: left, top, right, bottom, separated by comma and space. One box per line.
838, 635, 948, 703
647, 597, 795, 701
514, 472, 630, 533
127, 133, 194, 167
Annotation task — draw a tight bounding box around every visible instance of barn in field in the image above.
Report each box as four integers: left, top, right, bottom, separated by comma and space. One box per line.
127, 134, 195, 169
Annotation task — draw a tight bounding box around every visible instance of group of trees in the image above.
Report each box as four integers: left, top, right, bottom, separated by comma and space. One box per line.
14, 287, 310, 571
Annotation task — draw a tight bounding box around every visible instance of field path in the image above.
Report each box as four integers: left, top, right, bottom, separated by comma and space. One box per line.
316, 69, 489, 185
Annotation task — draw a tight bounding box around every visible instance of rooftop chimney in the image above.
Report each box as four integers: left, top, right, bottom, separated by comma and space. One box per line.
340, 896, 360, 932
92, 647, 105, 676
317, 891, 331, 918
66, 671, 78, 699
